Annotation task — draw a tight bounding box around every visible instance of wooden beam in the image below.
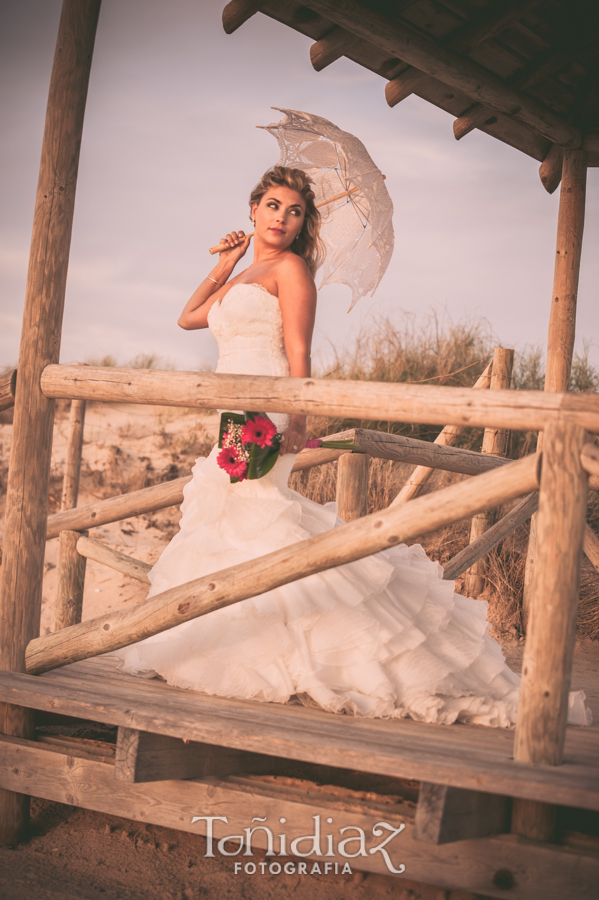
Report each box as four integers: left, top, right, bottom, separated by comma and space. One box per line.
452, 16, 598, 143
464, 348, 514, 597
353, 425, 509, 476
76, 535, 151, 584
0, 0, 101, 846
46, 475, 192, 540
39, 364, 599, 433
54, 530, 88, 632
3, 738, 599, 897
453, 103, 500, 141
513, 421, 589, 841
336, 452, 368, 521
25, 452, 540, 675
301, 0, 581, 147
386, 0, 542, 108
386, 66, 432, 107
115, 727, 262, 782
414, 782, 509, 844
0, 368, 16, 413
539, 143, 564, 194
443, 493, 538, 582
221, 0, 260, 34
310, 26, 360, 71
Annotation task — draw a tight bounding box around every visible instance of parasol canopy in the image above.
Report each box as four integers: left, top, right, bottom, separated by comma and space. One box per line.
260, 107, 394, 310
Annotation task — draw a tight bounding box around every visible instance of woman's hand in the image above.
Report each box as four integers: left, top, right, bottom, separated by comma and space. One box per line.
218, 230, 251, 266
280, 416, 307, 456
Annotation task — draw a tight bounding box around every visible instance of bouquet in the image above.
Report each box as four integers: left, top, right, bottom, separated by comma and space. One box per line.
217, 411, 359, 483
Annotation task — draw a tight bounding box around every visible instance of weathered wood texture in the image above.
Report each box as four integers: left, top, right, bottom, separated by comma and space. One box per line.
221, 0, 259, 34
413, 782, 509, 844
3, 737, 598, 899
390, 361, 492, 506
539, 142, 563, 194
26, 453, 540, 675
310, 25, 360, 70
0, 0, 101, 846
386, 0, 539, 111
301, 0, 581, 148
41, 364, 599, 432
464, 348, 514, 597
545, 150, 588, 394
115, 727, 264, 782
443, 493, 538, 582
523, 148, 588, 620
581, 442, 599, 478
46, 475, 192, 540
1, 656, 599, 811
584, 524, 599, 574
77, 535, 151, 584
54, 530, 88, 632
336, 452, 368, 521
453, 103, 497, 141
0, 369, 17, 413
513, 421, 588, 841
353, 424, 508, 475
60, 398, 86, 510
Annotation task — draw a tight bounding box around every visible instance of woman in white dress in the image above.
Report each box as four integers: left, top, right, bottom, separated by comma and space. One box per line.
112, 166, 590, 728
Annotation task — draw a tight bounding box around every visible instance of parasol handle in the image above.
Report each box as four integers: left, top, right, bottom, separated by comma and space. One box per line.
208, 186, 360, 255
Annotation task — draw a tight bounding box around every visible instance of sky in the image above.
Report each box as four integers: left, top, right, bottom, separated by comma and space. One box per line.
1, 0, 597, 373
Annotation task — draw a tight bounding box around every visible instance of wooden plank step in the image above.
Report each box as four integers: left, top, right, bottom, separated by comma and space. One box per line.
0, 657, 597, 810
0, 735, 598, 900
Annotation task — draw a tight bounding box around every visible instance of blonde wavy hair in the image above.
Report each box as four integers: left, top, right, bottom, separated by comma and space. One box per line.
249, 166, 325, 278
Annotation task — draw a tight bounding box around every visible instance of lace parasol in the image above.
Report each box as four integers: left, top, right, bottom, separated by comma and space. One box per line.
260, 108, 394, 310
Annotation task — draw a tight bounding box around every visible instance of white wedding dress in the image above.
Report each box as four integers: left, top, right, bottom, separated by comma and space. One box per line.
112, 283, 591, 727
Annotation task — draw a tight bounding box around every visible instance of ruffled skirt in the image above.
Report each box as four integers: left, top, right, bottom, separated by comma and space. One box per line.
111, 445, 591, 728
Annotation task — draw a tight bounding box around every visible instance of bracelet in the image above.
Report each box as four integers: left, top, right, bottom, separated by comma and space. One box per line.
207, 276, 223, 286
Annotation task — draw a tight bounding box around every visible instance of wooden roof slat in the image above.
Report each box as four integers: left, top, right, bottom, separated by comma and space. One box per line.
299, 0, 580, 146
230, 1, 596, 163
453, 17, 597, 142
386, 0, 542, 108
310, 25, 361, 70
222, 0, 260, 34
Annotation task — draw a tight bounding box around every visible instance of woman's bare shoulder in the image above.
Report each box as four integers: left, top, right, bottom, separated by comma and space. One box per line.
276, 253, 315, 294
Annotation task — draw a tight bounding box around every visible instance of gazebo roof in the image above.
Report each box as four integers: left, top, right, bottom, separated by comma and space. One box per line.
223, 0, 599, 186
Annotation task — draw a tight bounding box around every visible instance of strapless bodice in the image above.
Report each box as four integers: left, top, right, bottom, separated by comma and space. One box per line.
208, 283, 289, 378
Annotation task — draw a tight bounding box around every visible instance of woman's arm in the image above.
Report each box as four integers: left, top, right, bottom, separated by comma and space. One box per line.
277, 256, 317, 455
178, 232, 251, 330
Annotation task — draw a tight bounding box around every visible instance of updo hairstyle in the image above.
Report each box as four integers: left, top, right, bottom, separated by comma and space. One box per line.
249, 165, 325, 277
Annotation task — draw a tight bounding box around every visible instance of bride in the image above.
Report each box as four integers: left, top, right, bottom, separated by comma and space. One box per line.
112, 165, 590, 728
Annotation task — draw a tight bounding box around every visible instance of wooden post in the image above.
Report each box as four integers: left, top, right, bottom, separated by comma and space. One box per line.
523, 148, 588, 623
512, 421, 588, 841
55, 398, 87, 624
61, 398, 86, 510
0, 0, 101, 845
54, 530, 88, 632
464, 348, 514, 597
336, 453, 369, 521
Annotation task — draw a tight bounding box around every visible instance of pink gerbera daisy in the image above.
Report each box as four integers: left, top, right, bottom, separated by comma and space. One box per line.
241, 415, 277, 448
217, 446, 247, 480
